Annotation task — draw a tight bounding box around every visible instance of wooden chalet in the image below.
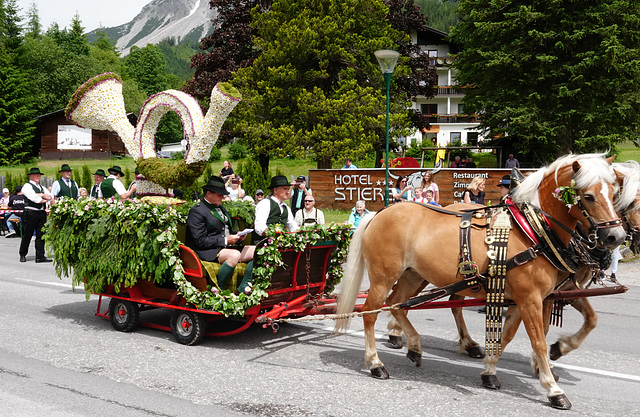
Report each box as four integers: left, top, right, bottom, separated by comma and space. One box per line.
36, 110, 137, 160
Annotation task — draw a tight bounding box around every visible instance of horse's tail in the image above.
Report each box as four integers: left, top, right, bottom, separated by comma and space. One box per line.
333, 211, 376, 333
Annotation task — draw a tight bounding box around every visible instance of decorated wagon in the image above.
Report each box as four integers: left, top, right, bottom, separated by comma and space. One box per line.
45, 197, 350, 345
46, 73, 351, 345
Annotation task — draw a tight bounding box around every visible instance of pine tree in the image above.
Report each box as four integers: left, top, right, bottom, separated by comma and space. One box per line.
0, 54, 35, 164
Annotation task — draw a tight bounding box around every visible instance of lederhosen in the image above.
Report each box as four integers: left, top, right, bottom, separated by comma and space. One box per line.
19, 182, 47, 259
299, 208, 319, 225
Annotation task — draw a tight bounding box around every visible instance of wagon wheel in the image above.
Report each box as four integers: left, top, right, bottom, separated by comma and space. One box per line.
108, 298, 140, 332
170, 310, 206, 346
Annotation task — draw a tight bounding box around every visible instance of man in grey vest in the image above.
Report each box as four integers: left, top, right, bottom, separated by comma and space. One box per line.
51, 164, 78, 201
19, 167, 53, 263
254, 175, 298, 236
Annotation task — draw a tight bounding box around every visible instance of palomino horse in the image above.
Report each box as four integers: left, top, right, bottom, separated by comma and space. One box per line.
334, 154, 626, 409
525, 161, 640, 375
388, 161, 640, 368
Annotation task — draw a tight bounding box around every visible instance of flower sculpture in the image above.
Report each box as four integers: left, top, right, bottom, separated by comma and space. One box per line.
65, 73, 241, 190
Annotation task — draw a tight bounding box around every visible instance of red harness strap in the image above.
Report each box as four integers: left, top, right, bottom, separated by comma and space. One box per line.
505, 198, 540, 244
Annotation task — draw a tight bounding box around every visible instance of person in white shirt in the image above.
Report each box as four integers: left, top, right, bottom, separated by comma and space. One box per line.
19, 167, 53, 263
50, 164, 79, 200
225, 175, 245, 201
100, 165, 136, 200
254, 175, 298, 236
294, 195, 325, 227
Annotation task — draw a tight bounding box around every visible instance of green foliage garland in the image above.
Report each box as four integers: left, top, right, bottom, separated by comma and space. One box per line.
45, 199, 351, 318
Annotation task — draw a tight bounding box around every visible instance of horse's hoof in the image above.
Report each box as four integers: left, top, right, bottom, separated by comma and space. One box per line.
550, 342, 563, 361
549, 394, 572, 410
407, 350, 422, 367
481, 374, 501, 390
466, 346, 484, 359
551, 368, 560, 382
371, 366, 390, 379
388, 335, 403, 349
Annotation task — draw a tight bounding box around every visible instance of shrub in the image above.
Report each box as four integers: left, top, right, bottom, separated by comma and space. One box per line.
209, 146, 222, 162
228, 142, 249, 160
236, 158, 271, 195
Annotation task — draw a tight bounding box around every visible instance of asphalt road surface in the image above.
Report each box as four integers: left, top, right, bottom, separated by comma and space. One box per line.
1, 235, 639, 416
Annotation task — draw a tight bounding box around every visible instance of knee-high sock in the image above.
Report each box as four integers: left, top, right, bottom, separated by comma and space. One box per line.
237, 260, 254, 293
216, 262, 235, 290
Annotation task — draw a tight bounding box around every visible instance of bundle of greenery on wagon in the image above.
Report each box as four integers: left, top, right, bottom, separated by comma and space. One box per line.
45, 198, 187, 295
45, 198, 351, 317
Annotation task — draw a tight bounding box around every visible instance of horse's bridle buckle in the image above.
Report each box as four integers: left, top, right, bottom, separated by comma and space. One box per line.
458, 261, 478, 276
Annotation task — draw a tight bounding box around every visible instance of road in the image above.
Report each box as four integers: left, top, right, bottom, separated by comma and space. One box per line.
1, 235, 639, 416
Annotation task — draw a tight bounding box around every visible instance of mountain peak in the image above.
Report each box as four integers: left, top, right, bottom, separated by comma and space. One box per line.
90, 0, 217, 55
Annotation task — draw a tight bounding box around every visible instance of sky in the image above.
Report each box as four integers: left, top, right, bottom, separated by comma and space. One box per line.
15, 0, 153, 33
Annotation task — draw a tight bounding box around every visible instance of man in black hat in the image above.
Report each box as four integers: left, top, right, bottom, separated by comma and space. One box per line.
255, 175, 298, 236
289, 175, 312, 215
51, 164, 78, 201
101, 165, 136, 200
498, 174, 511, 199
90, 169, 106, 199
19, 167, 53, 263
186, 176, 255, 292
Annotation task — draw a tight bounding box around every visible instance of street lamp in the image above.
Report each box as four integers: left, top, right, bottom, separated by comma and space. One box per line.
374, 49, 400, 206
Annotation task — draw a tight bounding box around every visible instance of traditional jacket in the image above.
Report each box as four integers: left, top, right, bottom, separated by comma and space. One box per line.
186, 199, 237, 262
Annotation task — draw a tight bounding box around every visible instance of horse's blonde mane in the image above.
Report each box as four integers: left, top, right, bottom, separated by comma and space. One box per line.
511, 153, 615, 206
613, 160, 640, 212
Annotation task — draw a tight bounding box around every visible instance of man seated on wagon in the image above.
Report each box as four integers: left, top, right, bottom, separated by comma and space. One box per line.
254, 175, 299, 237
186, 175, 255, 292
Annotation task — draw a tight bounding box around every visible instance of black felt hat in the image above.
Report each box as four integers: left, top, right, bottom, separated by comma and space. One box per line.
108, 165, 124, 176
93, 169, 106, 177
498, 174, 511, 187
268, 175, 290, 189
59, 164, 72, 172
202, 175, 229, 195
28, 167, 43, 175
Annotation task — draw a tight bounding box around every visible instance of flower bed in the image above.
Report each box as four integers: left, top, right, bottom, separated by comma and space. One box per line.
45, 199, 351, 317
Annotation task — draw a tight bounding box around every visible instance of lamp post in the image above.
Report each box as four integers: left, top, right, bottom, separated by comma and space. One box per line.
374, 49, 400, 206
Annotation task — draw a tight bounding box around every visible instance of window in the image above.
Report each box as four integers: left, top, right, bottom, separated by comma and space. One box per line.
467, 132, 479, 147
457, 104, 464, 114
421, 103, 438, 114
450, 132, 461, 143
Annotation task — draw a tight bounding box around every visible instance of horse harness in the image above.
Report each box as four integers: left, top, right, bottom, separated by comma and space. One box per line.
399, 190, 624, 355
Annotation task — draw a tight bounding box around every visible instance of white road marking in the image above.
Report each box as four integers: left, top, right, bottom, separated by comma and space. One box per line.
323, 326, 640, 382
15, 278, 80, 289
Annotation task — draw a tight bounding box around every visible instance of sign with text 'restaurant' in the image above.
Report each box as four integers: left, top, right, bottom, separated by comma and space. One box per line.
309, 168, 533, 211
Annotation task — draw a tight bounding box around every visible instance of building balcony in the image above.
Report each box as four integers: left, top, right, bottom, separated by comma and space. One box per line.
419, 114, 480, 124
434, 85, 471, 96
427, 57, 455, 67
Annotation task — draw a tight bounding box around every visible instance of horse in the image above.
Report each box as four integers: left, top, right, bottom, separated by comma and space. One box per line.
525, 160, 640, 375
334, 154, 626, 410
388, 161, 640, 367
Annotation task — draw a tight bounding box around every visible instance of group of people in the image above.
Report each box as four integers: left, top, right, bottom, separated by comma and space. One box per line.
391, 171, 441, 206
449, 155, 477, 168
186, 174, 313, 293
12, 164, 137, 264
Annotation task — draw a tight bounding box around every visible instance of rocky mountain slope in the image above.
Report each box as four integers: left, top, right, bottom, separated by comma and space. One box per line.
90, 0, 217, 55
